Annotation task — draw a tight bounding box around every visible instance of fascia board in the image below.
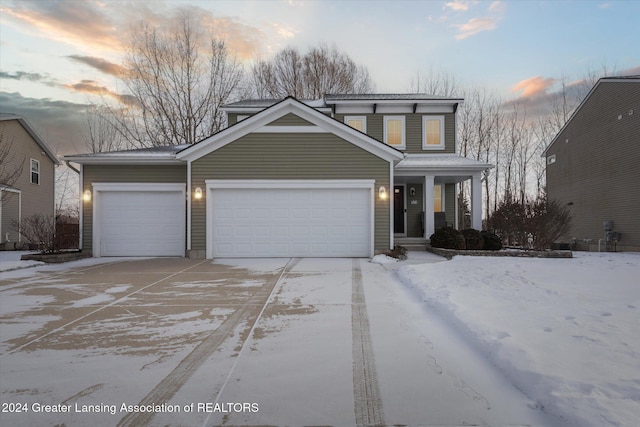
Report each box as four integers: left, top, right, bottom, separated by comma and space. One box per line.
61, 156, 184, 165
327, 98, 463, 105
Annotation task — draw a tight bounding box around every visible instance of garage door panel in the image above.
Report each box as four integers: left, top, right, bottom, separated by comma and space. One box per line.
211, 187, 371, 258
99, 190, 184, 257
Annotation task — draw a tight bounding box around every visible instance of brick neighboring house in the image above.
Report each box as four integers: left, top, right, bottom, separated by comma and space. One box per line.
544, 76, 640, 251
0, 114, 60, 249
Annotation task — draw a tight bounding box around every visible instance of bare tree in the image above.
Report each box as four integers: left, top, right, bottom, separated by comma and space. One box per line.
84, 105, 126, 153
105, 9, 245, 147
251, 43, 374, 99
409, 67, 460, 97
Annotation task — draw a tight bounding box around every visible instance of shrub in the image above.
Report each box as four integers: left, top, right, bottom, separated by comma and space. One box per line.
11, 214, 58, 254
461, 229, 484, 250
481, 230, 503, 251
430, 227, 465, 250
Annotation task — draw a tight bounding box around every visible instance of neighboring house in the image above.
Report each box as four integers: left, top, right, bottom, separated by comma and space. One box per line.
544, 76, 640, 252
63, 95, 491, 258
0, 114, 60, 248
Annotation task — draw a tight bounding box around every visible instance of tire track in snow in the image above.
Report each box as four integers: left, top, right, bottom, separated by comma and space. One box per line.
118, 258, 298, 427
351, 258, 385, 427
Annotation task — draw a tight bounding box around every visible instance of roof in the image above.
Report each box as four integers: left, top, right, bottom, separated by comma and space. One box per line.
63, 144, 189, 164
0, 113, 61, 165
396, 154, 493, 171
324, 93, 461, 101
543, 76, 640, 156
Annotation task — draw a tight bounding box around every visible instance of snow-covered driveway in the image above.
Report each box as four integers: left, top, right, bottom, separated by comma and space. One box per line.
1, 256, 551, 426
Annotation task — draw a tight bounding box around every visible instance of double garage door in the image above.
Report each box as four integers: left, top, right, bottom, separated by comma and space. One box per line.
210, 183, 373, 258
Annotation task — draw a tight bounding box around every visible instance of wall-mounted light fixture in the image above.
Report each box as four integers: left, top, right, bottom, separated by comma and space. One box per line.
194, 187, 203, 200
83, 189, 92, 202
409, 187, 416, 197
378, 186, 387, 201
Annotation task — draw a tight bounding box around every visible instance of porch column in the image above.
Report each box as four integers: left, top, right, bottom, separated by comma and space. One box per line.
424, 175, 435, 239
471, 173, 482, 230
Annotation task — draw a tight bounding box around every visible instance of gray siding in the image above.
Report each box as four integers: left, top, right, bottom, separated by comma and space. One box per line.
336, 113, 455, 153
191, 133, 391, 252
546, 80, 640, 250
0, 120, 56, 244
82, 165, 187, 253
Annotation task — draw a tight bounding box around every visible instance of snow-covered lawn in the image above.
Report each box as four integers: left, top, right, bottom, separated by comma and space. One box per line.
0, 251, 43, 272
397, 251, 640, 427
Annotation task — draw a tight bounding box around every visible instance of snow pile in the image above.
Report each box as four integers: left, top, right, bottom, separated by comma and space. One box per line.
0, 251, 43, 272
396, 252, 640, 427
370, 254, 399, 265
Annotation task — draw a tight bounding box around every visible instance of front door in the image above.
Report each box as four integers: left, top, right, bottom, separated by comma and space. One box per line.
394, 186, 405, 234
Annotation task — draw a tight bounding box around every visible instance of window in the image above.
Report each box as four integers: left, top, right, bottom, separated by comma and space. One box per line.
30, 159, 40, 185
434, 184, 444, 212
344, 116, 367, 132
422, 116, 445, 149
384, 116, 405, 148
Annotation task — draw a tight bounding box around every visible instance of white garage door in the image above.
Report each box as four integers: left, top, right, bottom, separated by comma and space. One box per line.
98, 189, 185, 257
211, 187, 372, 257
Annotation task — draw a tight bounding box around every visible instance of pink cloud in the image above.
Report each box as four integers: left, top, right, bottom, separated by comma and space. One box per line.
454, 17, 499, 39
511, 76, 557, 98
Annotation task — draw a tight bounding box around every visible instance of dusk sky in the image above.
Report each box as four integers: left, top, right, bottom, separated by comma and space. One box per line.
1, 0, 639, 157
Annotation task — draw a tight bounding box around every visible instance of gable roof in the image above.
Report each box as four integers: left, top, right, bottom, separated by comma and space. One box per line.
0, 113, 61, 165
543, 76, 640, 156
177, 96, 404, 163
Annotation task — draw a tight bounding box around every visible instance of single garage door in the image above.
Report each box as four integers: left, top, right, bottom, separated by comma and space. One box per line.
98, 189, 185, 256
211, 187, 372, 257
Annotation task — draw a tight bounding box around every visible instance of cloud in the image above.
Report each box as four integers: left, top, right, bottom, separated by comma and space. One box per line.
66, 56, 127, 77
0, 91, 89, 155
444, 1, 474, 11
0, 70, 60, 87
0, 0, 122, 53
452, 1, 505, 40
512, 76, 557, 98
63, 80, 138, 107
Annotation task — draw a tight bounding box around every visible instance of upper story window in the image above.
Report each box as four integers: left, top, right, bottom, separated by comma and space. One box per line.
344, 116, 367, 132
384, 116, 406, 149
423, 116, 445, 150
30, 159, 40, 185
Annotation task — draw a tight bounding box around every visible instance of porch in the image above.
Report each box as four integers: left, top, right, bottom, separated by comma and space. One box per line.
393, 154, 492, 242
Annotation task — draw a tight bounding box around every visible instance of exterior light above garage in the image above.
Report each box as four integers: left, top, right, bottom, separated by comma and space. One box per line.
194, 187, 203, 200
83, 189, 91, 202
378, 186, 387, 201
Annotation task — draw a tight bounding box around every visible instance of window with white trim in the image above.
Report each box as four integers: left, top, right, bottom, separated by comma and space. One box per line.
344, 116, 367, 132
384, 116, 405, 149
30, 159, 40, 185
422, 116, 445, 149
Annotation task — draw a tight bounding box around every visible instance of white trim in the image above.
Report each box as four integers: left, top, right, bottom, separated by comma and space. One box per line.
61, 157, 183, 165
91, 183, 186, 257
236, 115, 249, 122
79, 165, 84, 250
254, 125, 327, 133
204, 179, 375, 259
186, 162, 192, 251
383, 116, 406, 149
389, 162, 394, 250
424, 176, 435, 239
344, 116, 367, 133
422, 115, 445, 150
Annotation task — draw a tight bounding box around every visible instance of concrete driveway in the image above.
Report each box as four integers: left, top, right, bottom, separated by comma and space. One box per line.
0, 257, 551, 426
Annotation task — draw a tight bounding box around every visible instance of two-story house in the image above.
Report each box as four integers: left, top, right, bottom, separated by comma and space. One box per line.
1, 114, 60, 249
544, 76, 640, 251
63, 95, 492, 258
